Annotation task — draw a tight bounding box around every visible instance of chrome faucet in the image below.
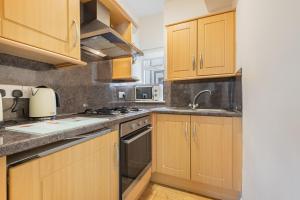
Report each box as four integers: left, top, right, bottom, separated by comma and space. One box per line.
189, 90, 212, 109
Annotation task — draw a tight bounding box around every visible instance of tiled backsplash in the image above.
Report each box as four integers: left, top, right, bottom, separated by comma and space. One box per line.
111, 77, 242, 111
0, 54, 242, 120
168, 77, 242, 111
0, 54, 113, 120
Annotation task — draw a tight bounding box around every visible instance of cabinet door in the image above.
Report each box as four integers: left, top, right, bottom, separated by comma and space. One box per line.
167, 21, 197, 79
1, 0, 70, 56
9, 159, 41, 200
9, 131, 119, 200
191, 116, 233, 189
197, 12, 235, 76
156, 114, 190, 179
0, 157, 7, 200
112, 57, 132, 80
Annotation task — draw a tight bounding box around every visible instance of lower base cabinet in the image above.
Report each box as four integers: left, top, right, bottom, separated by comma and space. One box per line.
191, 116, 233, 189
152, 114, 242, 200
156, 114, 190, 179
0, 157, 6, 200
9, 131, 119, 200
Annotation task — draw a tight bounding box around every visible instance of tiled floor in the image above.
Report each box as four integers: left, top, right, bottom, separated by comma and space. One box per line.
139, 183, 213, 200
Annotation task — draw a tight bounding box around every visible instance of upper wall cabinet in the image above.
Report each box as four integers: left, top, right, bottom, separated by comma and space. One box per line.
167, 11, 235, 81
0, 0, 84, 67
167, 21, 197, 79
197, 12, 235, 76
112, 57, 138, 81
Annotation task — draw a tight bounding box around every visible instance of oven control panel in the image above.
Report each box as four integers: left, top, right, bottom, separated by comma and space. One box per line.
120, 116, 151, 137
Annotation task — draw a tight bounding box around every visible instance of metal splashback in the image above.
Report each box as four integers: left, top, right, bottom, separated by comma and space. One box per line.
80, 0, 143, 62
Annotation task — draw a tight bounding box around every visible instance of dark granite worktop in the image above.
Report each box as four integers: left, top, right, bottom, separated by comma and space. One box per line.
0, 110, 151, 157
0, 107, 241, 157
151, 107, 242, 117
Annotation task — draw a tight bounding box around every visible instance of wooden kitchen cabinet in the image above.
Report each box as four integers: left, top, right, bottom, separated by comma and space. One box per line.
152, 114, 242, 200
167, 21, 197, 79
9, 131, 119, 200
0, 157, 6, 200
191, 116, 233, 189
68, 0, 81, 59
156, 114, 191, 180
167, 11, 235, 81
112, 57, 133, 81
197, 12, 235, 76
0, 0, 81, 60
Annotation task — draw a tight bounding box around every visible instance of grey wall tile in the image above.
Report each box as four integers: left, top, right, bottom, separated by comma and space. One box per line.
0, 54, 242, 120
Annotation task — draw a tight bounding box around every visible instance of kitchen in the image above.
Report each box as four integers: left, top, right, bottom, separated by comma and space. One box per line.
0, 0, 298, 200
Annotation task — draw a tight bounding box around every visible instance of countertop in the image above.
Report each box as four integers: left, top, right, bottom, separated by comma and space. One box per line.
0, 110, 151, 156
151, 107, 242, 117
0, 107, 241, 157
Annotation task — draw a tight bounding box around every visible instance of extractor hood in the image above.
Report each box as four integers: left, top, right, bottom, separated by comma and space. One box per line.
80, 0, 143, 62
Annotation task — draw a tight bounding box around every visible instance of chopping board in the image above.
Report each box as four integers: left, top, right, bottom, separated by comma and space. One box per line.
5, 117, 109, 135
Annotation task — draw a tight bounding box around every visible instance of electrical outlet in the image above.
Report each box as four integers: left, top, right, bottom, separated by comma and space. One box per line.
0, 84, 35, 98
118, 91, 126, 99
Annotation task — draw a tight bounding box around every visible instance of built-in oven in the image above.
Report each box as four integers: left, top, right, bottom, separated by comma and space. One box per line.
120, 116, 152, 198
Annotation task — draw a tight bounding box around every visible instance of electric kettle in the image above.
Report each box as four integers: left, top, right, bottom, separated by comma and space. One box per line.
29, 86, 60, 118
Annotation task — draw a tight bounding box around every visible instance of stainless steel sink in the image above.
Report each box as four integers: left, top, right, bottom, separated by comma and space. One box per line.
164, 107, 229, 112
191, 108, 229, 112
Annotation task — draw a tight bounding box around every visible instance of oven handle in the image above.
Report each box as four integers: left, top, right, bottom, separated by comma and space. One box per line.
122, 128, 152, 144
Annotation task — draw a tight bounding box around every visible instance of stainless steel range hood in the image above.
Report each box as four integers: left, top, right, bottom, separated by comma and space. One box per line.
80, 0, 143, 62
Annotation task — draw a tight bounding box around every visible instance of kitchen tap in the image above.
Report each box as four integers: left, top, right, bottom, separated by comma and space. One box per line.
189, 90, 212, 109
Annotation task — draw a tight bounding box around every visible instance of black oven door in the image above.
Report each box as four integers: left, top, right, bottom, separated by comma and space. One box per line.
120, 126, 152, 193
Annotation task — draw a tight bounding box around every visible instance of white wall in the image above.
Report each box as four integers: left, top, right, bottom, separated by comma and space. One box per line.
139, 12, 164, 50
236, 0, 300, 199
164, 0, 208, 25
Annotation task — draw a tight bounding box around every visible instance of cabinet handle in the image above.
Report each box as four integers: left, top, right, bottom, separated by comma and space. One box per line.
114, 143, 119, 169
200, 53, 203, 69
192, 123, 196, 142
185, 122, 188, 141
192, 56, 196, 70
72, 19, 79, 48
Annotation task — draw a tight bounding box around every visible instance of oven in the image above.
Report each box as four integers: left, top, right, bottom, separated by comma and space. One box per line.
120, 116, 152, 197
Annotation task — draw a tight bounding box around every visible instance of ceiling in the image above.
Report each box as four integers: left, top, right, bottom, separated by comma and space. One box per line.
118, 0, 164, 18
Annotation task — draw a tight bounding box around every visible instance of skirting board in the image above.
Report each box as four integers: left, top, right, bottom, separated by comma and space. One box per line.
151, 172, 241, 200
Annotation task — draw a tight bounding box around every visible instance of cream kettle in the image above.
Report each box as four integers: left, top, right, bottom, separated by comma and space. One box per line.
29, 86, 60, 118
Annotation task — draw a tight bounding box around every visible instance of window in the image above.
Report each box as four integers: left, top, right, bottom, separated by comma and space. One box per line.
141, 48, 165, 85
